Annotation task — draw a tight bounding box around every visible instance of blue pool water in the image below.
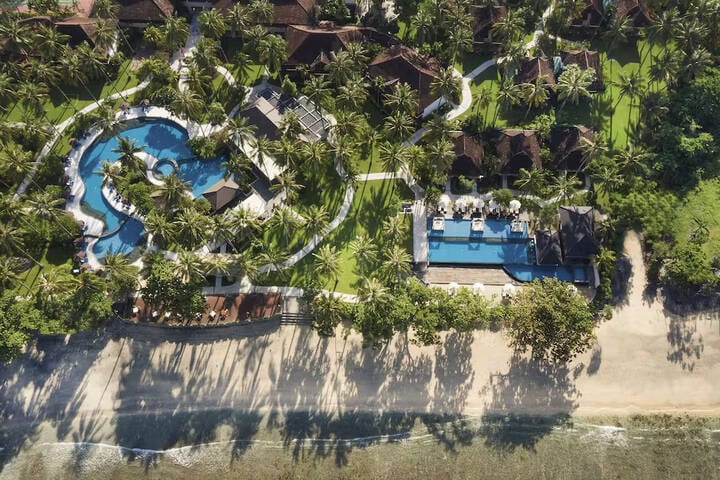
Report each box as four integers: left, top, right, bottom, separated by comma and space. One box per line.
427, 218, 590, 283
93, 218, 146, 257
156, 160, 176, 176
76, 118, 227, 259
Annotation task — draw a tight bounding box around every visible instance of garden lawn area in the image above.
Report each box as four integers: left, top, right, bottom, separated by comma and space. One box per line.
259, 178, 413, 294
261, 161, 347, 254
557, 39, 664, 150
454, 52, 491, 75
15, 244, 74, 295
1, 59, 142, 124
671, 179, 720, 258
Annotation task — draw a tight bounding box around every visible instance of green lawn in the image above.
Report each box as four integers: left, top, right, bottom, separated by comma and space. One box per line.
15, 244, 74, 296
259, 179, 413, 294
671, 179, 720, 257
1, 59, 142, 125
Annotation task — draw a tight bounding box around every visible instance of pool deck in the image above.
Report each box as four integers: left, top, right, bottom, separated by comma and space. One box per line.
412, 201, 428, 265
422, 266, 516, 286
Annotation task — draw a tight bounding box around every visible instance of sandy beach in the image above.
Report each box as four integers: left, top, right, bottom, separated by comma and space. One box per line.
1, 231, 720, 477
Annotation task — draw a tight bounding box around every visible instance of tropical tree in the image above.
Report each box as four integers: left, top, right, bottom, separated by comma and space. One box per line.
112, 136, 145, 176
337, 77, 368, 111
431, 67, 462, 105
175, 208, 211, 248
171, 89, 203, 120
159, 172, 190, 209
229, 251, 260, 282
384, 82, 418, 115
357, 276, 388, 304
257, 34, 286, 76
198, 8, 227, 39
176, 250, 205, 283
310, 293, 344, 337
555, 64, 595, 110
382, 244, 412, 285
326, 50, 356, 86
103, 253, 139, 299
378, 141, 408, 173
551, 171, 581, 203
222, 151, 254, 184
313, 243, 341, 286
270, 171, 304, 203
0, 141, 33, 185
491, 7, 524, 42
514, 167, 548, 196
304, 205, 330, 238
520, 78, 550, 115
164, 16, 190, 50
303, 75, 331, 111
382, 215, 408, 243
349, 234, 377, 276
0, 257, 21, 292
144, 210, 176, 248
300, 140, 329, 177
268, 206, 304, 246
383, 110, 415, 140
227, 115, 257, 148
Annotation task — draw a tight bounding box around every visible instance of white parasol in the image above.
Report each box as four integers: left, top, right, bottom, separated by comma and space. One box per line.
438, 194, 451, 209
448, 282, 459, 295
472, 283, 485, 295
509, 199, 521, 211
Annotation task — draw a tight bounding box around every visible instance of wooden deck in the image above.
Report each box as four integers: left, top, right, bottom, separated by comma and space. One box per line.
422, 266, 516, 285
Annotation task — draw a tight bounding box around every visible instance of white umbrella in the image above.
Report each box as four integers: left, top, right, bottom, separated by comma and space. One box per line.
509, 199, 521, 211
489, 200, 499, 212
475, 198, 485, 209
455, 199, 466, 210
438, 194, 451, 208
460, 195, 476, 207
472, 283, 485, 295
502, 283, 517, 298
448, 282, 459, 295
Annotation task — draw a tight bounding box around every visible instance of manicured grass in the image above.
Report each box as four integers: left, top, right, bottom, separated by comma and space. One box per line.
671, 179, 720, 257
1, 60, 142, 125
15, 244, 74, 296
454, 52, 492, 75
259, 179, 414, 294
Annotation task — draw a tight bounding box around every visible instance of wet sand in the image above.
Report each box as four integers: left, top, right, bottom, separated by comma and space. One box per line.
1, 232, 719, 478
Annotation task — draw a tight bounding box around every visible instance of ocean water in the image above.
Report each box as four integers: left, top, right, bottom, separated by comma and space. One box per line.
2, 415, 719, 479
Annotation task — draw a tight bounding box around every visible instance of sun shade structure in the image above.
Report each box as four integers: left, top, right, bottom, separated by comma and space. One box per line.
203, 177, 241, 211
469, 4, 507, 49
239, 97, 284, 141
369, 44, 444, 114
558, 206, 599, 261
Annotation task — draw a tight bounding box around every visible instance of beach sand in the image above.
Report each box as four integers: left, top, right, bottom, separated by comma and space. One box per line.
1, 231, 719, 477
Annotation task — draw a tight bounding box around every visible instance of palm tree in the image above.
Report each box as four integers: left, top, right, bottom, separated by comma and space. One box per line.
0, 257, 21, 292
603, 15, 631, 58
311, 293, 343, 336
326, 50, 356, 86
303, 75, 331, 111
176, 250, 205, 283
349, 234, 377, 276
270, 171, 304, 203
227, 3, 251, 35
144, 211, 176, 248
426, 137, 455, 172
551, 172, 580, 203
257, 34, 286, 76
249, 0, 274, 23
378, 141, 408, 173
198, 8, 227, 39
226, 207, 260, 245
358, 276, 388, 304
268, 206, 304, 246
103, 253, 138, 298
227, 116, 257, 149
313, 244, 341, 286
555, 64, 595, 110
175, 209, 211, 249
171, 89, 203, 120
681, 47, 712, 83
112, 136, 145, 176
579, 134, 608, 170
280, 111, 304, 140
204, 254, 231, 280
26, 190, 65, 227
384, 82, 418, 115
159, 172, 190, 209
382, 215, 408, 242
491, 7, 524, 42
251, 134, 273, 168
300, 140, 329, 177
521, 79, 550, 116
164, 16, 190, 50
593, 247, 617, 275
17, 82, 48, 117
0, 141, 33, 185
383, 110, 415, 140
0, 223, 40, 266
614, 70, 645, 112
229, 251, 260, 282
36, 268, 77, 302
305, 205, 330, 238
590, 164, 622, 199
222, 144, 253, 179
514, 167, 548, 196
496, 79, 521, 118
431, 67, 462, 105
382, 244, 412, 285
615, 144, 649, 176
0, 72, 16, 110
337, 77, 368, 111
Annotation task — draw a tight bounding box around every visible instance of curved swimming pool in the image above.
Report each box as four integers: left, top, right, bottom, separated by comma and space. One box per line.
77, 118, 227, 258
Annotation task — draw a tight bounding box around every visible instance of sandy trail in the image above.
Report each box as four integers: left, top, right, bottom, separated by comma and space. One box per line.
0, 232, 719, 459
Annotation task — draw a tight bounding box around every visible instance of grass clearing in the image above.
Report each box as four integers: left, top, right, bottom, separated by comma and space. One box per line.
671, 179, 720, 257
15, 244, 74, 296
259, 179, 413, 293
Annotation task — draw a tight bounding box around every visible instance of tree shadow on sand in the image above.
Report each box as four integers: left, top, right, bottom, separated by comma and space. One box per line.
666, 318, 704, 372
479, 354, 581, 453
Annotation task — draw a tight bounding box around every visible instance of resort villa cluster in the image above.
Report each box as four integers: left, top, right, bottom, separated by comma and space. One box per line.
6, 0, 681, 331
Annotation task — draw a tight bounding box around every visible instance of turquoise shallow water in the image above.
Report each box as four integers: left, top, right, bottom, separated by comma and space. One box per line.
77, 118, 226, 258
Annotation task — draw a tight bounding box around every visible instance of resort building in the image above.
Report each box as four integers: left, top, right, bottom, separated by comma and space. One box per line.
612, 0, 652, 28
515, 56, 556, 86
283, 23, 397, 75
558, 50, 604, 92
239, 97, 285, 142
469, 3, 507, 52
558, 206, 600, 263
368, 44, 444, 117
492, 129, 541, 187
569, 0, 605, 36
116, 0, 175, 27
54, 17, 99, 47
449, 131, 485, 177
549, 125, 595, 179
213, 0, 318, 30
534, 229, 564, 265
